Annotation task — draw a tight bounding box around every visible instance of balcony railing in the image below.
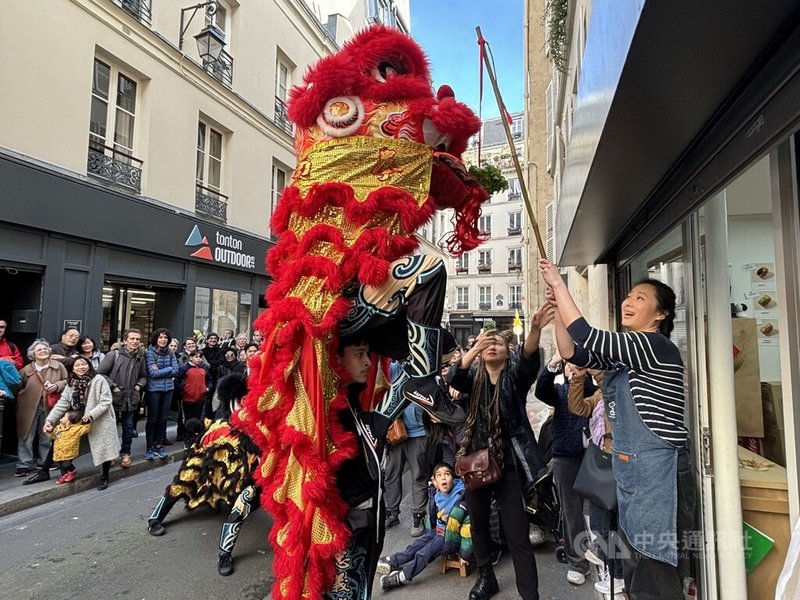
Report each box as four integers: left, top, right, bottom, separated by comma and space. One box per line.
507, 227, 522, 236
204, 50, 234, 88
508, 262, 522, 272
509, 302, 522, 310
456, 302, 468, 310
508, 191, 521, 201
274, 97, 293, 136
87, 142, 143, 193
478, 263, 492, 273
478, 302, 491, 311
195, 183, 228, 223
455, 265, 468, 274
116, 0, 152, 26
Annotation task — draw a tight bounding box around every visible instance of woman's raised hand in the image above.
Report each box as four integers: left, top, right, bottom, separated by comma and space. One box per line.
531, 304, 556, 330
539, 258, 562, 288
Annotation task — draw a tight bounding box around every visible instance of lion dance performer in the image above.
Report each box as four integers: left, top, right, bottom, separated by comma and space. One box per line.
233, 24, 489, 599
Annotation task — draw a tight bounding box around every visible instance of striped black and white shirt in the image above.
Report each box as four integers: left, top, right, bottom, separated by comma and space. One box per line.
567, 317, 688, 446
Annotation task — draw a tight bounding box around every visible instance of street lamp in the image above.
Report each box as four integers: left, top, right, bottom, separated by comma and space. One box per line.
179, 2, 225, 62
194, 25, 226, 63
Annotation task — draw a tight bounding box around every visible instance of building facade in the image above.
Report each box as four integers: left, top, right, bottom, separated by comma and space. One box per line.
0, 0, 337, 361
316, 0, 410, 44
444, 114, 527, 347
534, 0, 800, 597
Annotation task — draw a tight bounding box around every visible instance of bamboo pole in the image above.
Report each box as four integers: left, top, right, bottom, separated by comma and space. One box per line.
475, 26, 546, 258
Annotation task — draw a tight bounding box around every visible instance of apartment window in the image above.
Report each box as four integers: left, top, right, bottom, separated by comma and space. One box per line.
274, 57, 293, 135
456, 252, 469, 273
507, 177, 521, 201
509, 284, 522, 308
511, 117, 523, 139
508, 211, 522, 234
87, 58, 143, 192
478, 215, 492, 236
456, 286, 469, 310
271, 164, 287, 222
195, 121, 227, 222
206, 2, 229, 38
478, 249, 492, 273
478, 285, 491, 310
508, 247, 522, 272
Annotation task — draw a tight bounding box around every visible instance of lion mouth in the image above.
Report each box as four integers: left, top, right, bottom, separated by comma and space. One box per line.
422, 118, 452, 152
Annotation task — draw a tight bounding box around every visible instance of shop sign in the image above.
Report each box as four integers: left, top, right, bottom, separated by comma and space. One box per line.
63, 319, 83, 332
185, 225, 257, 271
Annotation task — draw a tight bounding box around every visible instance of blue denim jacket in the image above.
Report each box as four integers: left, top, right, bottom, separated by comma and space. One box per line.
605, 365, 686, 567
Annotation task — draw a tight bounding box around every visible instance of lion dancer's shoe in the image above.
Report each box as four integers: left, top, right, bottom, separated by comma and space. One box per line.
377, 319, 465, 426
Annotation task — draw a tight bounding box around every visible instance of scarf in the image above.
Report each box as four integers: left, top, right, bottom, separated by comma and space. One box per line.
69, 374, 92, 411
435, 478, 466, 533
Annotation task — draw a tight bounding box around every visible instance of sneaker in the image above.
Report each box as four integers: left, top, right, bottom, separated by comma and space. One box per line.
56, 470, 77, 485
567, 570, 587, 585
148, 521, 166, 536
218, 552, 234, 576
132, 430, 139, 438
529, 524, 546, 546
155, 447, 169, 459
120, 454, 132, 468
14, 467, 32, 477
144, 449, 155, 461
380, 570, 406, 590
595, 568, 625, 594
410, 512, 424, 537
49, 464, 60, 471
585, 545, 605, 567
376, 556, 394, 575
23, 470, 50, 485
385, 514, 400, 531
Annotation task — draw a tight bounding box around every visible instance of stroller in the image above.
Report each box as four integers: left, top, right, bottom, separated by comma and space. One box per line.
525, 464, 567, 562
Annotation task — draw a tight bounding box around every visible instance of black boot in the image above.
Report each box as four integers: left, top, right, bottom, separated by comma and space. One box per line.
469, 565, 499, 600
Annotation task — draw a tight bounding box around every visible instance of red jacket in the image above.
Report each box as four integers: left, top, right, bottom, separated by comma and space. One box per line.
0, 339, 23, 370
180, 364, 209, 403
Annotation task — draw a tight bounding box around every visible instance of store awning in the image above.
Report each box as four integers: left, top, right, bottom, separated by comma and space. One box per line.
556, 0, 800, 265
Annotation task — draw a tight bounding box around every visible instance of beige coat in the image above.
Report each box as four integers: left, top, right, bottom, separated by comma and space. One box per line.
47, 375, 120, 466
16, 360, 68, 438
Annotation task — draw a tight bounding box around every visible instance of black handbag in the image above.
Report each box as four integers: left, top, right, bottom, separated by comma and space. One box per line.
573, 437, 617, 511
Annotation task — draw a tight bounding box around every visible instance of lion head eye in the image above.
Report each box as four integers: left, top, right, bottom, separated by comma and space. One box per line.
371, 57, 409, 83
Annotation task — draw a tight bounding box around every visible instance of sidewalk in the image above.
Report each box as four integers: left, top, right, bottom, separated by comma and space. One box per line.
0, 421, 185, 518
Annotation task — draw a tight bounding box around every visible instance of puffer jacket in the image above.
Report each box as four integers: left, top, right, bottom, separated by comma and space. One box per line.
448, 349, 545, 486
534, 366, 593, 457
145, 346, 179, 392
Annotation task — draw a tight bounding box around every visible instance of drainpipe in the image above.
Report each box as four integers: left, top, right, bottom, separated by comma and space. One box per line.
706, 192, 748, 599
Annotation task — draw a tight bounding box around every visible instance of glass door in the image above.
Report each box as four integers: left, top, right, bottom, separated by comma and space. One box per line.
101, 284, 157, 349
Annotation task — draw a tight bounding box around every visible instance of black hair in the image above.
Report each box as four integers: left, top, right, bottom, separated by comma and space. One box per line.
149, 328, 174, 347
67, 355, 96, 378
337, 334, 369, 356
431, 462, 454, 477
188, 349, 203, 358
61, 326, 80, 336
206, 332, 219, 341
244, 343, 259, 353
78, 335, 97, 353
635, 279, 676, 338
64, 410, 83, 425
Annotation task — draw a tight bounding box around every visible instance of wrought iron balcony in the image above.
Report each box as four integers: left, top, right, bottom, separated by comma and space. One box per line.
478, 302, 491, 311
203, 50, 234, 88
508, 191, 521, 201
477, 262, 492, 273
455, 265, 468, 274
508, 262, 522, 272
274, 97, 293, 135
87, 142, 143, 193
509, 302, 523, 310
116, 0, 152, 26
456, 302, 468, 310
195, 183, 228, 223
507, 227, 522, 236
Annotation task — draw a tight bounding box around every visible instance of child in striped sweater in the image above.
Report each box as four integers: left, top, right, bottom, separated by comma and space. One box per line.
378, 462, 472, 589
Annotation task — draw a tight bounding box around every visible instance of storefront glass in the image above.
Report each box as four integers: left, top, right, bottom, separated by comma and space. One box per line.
193, 286, 253, 339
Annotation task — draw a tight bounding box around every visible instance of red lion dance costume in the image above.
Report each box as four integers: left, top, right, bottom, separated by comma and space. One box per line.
234, 25, 487, 599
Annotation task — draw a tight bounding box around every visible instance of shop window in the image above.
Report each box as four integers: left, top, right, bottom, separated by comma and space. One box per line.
194, 286, 254, 341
